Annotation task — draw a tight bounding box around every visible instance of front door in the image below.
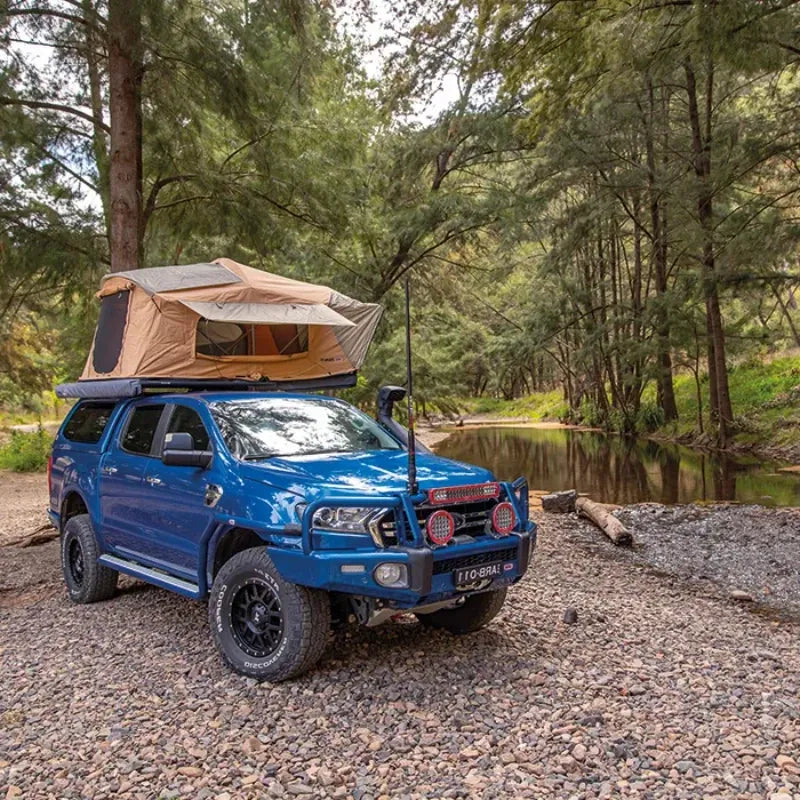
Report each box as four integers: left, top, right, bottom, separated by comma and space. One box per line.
138, 403, 218, 578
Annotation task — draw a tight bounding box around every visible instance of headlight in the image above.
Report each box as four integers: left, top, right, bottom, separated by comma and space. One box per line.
311, 506, 388, 533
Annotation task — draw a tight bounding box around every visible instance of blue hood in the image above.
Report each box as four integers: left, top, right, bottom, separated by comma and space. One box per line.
240, 449, 495, 502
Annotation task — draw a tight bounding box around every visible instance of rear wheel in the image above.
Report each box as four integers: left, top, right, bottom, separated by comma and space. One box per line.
61, 514, 118, 603
209, 548, 330, 682
417, 588, 507, 634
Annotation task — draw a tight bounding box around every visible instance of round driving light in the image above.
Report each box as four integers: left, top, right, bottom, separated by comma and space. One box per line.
492, 502, 515, 535
427, 509, 455, 546
374, 563, 408, 588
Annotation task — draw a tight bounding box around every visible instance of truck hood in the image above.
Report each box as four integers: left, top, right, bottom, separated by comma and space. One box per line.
240, 449, 495, 502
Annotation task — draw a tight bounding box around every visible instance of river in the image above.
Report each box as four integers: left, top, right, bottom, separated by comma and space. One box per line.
433, 425, 800, 507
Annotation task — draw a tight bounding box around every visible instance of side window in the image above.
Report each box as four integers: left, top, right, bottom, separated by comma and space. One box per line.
121, 405, 165, 455
63, 402, 116, 444
166, 405, 210, 451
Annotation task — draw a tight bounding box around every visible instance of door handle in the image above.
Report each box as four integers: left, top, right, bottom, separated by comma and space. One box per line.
146, 476, 163, 486
101, 466, 118, 475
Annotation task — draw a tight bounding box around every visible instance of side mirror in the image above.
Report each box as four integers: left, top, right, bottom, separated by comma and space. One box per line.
162, 432, 213, 468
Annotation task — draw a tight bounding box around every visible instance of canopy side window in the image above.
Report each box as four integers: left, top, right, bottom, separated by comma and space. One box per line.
196, 319, 309, 358
93, 290, 130, 373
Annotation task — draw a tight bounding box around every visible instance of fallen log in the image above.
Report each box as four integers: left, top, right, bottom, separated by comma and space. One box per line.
575, 497, 632, 546
2, 523, 57, 549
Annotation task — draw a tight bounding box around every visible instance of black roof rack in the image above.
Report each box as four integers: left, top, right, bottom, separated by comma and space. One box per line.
55, 373, 358, 400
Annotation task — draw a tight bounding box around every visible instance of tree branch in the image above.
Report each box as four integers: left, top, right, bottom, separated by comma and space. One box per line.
0, 97, 109, 132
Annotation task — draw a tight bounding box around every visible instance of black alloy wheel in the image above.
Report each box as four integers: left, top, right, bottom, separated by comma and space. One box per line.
230, 578, 284, 658
67, 537, 85, 588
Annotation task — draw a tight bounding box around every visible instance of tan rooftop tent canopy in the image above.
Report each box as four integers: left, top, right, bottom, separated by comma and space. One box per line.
80, 258, 383, 382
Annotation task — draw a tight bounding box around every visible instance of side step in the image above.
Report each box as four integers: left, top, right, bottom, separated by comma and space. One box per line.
98, 555, 202, 599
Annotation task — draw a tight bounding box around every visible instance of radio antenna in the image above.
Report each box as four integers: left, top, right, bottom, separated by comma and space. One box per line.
404, 276, 418, 495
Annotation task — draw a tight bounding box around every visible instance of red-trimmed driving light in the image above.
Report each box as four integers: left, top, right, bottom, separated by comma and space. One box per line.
427, 509, 455, 545
427, 482, 501, 505
492, 502, 515, 535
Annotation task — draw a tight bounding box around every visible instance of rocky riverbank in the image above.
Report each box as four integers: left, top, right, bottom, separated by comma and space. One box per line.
1, 473, 799, 799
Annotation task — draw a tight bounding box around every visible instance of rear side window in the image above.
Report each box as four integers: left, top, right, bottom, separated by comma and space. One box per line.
165, 405, 210, 451
63, 402, 116, 444
121, 405, 165, 455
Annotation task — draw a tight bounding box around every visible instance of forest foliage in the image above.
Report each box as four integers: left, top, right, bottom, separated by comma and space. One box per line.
1, 0, 799, 446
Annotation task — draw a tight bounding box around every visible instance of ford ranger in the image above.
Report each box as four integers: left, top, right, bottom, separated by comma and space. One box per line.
49, 386, 535, 681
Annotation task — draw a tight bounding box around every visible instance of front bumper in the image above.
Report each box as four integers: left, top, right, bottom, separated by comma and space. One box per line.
268, 479, 536, 607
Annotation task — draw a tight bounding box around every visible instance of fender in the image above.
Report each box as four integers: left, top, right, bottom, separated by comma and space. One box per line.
204, 514, 299, 592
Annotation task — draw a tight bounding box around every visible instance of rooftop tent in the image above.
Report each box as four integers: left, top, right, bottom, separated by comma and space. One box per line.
79, 258, 383, 383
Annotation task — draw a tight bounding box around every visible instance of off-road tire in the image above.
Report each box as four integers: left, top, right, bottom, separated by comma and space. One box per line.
417, 588, 507, 634
61, 514, 118, 603
209, 548, 330, 682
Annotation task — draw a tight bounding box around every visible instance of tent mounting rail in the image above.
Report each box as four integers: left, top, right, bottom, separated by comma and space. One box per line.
55, 373, 358, 400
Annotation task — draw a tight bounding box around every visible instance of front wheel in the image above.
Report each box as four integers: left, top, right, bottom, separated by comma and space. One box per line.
209, 548, 330, 682
417, 588, 507, 634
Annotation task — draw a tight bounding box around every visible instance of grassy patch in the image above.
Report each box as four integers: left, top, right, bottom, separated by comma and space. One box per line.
0, 429, 53, 472
462, 353, 800, 450
653, 354, 800, 447
462, 389, 568, 421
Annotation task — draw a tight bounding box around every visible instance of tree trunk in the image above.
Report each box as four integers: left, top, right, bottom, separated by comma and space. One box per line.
645, 77, 678, 422
108, 0, 143, 272
83, 0, 110, 243
685, 54, 733, 446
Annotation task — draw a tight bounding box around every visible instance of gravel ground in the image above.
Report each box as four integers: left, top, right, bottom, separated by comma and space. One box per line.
615, 504, 800, 615
1, 476, 800, 800
0, 471, 52, 545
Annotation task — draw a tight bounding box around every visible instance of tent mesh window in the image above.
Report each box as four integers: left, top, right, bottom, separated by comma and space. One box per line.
93, 290, 130, 373
196, 319, 309, 358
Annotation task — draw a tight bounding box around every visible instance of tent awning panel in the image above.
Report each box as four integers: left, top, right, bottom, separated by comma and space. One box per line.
105, 263, 242, 295
179, 300, 355, 327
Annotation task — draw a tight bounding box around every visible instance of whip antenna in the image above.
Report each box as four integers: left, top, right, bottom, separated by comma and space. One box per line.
404, 276, 418, 495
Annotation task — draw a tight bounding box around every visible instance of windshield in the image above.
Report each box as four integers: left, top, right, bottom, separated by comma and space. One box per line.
209, 397, 402, 460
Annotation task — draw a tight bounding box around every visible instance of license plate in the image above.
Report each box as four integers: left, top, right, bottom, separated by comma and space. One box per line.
454, 560, 506, 586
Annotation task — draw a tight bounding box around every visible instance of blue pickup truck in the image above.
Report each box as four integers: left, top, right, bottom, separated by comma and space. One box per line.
49, 386, 535, 681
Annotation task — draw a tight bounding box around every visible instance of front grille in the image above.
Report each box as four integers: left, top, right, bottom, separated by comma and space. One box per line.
379, 498, 498, 545
433, 547, 517, 575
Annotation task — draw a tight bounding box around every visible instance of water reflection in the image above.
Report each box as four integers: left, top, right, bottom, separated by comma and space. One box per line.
434, 427, 800, 507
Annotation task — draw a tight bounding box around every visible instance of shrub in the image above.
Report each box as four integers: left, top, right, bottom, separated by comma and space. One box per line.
0, 429, 53, 472
637, 402, 666, 433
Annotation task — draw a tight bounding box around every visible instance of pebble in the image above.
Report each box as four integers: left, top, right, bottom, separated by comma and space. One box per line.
563, 607, 578, 624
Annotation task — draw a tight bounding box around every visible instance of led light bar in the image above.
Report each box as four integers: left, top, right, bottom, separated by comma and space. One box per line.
427, 482, 501, 505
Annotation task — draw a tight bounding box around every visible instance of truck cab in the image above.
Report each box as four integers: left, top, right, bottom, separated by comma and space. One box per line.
50, 387, 536, 681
